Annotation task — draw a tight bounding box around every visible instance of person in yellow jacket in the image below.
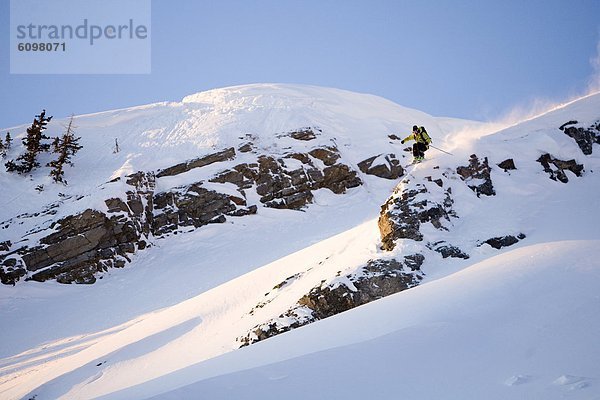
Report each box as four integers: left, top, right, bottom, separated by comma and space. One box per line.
401, 125, 432, 163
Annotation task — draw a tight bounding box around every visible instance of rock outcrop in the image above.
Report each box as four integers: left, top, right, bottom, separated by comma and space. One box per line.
156, 147, 236, 178
379, 181, 456, 250
1, 172, 157, 285
481, 234, 526, 249
21, 209, 142, 284
1, 140, 367, 284
560, 120, 600, 155
358, 154, 404, 180
497, 158, 517, 172
427, 241, 469, 259
239, 255, 424, 346
537, 153, 583, 183
289, 128, 318, 141
210, 146, 361, 210
456, 154, 496, 197
153, 184, 255, 237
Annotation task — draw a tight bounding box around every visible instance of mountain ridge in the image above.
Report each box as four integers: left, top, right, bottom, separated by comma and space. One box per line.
0, 84, 599, 400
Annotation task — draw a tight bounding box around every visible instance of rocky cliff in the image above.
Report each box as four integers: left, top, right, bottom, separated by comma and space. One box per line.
0, 127, 405, 285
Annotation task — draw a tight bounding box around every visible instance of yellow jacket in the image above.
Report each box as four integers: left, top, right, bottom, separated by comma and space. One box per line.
401, 128, 431, 145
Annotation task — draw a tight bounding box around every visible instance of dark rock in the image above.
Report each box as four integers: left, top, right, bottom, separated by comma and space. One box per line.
229, 205, 258, 217
379, 183, 456, 250
358, 154, 404, 180
286, 152, 313, 165
388, 134, 401, 140
210, 215, 227, 224
288, 128, 319, 141
105, 198, 129, 214
240, 256, 423, 346
211, 148, 361, 210
425, 176, 444, 187
561, 121, 600, 155
156, 147, 236, 178
482, 233, 526, 249
428, 241, 470, 259
537, 153, 583, 183
210, 167, 254, 189
2, 258, 17, 268
309, 147, 340, 166
2, 141, 364, 284
152, 184, 237, 236
3, 171, 160, 284
559, 120, 578, 130
403, 253, 425, 271
0, 241, 11, 252
497, 158, 517, 171
457, 154, 496, 196
0, 258, 26, 285
321, 164, 362, 194
238, 143, 253, 153
16, 208, 145, 283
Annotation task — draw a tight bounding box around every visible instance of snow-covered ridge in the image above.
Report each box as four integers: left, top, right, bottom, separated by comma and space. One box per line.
0, 85, 599, 400
0, 83, 485, 285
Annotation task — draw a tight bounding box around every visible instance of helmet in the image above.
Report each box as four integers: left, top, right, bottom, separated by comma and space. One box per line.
412, 125, 418, 131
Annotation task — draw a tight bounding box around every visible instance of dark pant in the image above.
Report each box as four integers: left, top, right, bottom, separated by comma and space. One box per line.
413, 142, 428, 158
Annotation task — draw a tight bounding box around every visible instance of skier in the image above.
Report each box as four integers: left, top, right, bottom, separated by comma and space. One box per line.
401, 125, 432, 163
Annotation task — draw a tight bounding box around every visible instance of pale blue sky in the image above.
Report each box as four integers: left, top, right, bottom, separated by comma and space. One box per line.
1, 0, 599, 128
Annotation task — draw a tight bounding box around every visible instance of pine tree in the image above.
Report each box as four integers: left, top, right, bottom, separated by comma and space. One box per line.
4, 132, 11, 150
48, 115, 82, 184
5, 110, 52, 173
0, 139, 5, 159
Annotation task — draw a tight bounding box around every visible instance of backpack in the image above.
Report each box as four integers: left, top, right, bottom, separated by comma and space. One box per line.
418, 126, 432, 144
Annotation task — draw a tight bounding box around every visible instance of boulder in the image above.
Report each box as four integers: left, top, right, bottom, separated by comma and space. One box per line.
238, 142, 253, 153
308, 147, 340, 166
358, 154, 404, 180
288, 128, 320, 141
497, 158, 517, 171
427, 241, 470, 259
482, 233, 526, 249
456, 154, 496, 197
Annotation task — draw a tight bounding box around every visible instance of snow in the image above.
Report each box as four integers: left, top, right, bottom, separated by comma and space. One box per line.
137, 240, 600, 400
1, 84, 599, 399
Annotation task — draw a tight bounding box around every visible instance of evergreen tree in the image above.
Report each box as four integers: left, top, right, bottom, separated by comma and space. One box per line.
48, 115, 82, 184
4, 132, 11, 150
5, 110, 52, 173
0, 139, 5, 159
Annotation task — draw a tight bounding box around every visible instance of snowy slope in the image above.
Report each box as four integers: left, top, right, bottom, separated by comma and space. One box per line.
142, 240, 600, 400
0, 85, 599, 400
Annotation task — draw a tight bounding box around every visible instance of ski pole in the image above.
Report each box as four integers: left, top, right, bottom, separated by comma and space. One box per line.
429, 145, 453, 156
